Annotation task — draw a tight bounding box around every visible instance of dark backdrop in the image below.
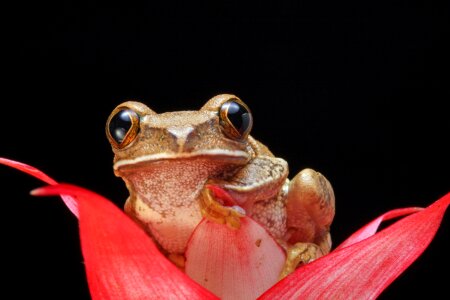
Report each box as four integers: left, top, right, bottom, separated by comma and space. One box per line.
2, 2, 448, 299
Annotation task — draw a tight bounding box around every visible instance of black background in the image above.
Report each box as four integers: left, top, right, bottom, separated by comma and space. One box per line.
2, 1, 449, 299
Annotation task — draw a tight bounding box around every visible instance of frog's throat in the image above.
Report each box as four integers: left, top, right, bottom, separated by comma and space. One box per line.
117, 152, 249, 254
113, 149, 250, 171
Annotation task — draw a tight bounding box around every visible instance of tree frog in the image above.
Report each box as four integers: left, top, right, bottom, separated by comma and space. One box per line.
106, 94, 335, 275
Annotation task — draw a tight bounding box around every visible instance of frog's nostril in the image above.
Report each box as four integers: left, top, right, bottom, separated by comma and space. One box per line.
168, 127, 195, 151
168, 127, 194, 139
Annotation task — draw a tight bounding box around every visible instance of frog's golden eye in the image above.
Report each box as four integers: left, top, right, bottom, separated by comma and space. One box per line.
219, 99, 253, 140
106, 107, 140, 149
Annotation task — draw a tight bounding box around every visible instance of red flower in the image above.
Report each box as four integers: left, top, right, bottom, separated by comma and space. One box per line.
1, 157, 449, 299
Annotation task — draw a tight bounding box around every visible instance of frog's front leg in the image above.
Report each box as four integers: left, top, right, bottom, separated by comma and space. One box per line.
199, 156, 289, 230
284, 168, 335, 272
199, 185, 245, 229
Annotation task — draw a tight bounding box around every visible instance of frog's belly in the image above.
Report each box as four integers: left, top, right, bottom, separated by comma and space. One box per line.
122, 158, 239, 254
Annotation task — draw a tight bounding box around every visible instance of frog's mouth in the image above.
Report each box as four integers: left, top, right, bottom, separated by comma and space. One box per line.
113, 149, 250, 172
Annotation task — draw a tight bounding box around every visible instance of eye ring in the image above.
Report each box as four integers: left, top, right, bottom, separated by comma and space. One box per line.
219, 98, 253, 140
106, 107, 140, 149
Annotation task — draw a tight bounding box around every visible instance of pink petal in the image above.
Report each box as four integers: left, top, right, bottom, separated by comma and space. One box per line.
0, 157, 79, 216
32, 183, 217, 300
259, 192, 450, 299
185, 217, 286, 300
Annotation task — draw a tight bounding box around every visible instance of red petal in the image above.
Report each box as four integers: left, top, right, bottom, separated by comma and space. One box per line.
0, 158, 79, 216
205, 184, 237, 206
185, 217, 286, 300
32, 183, 217, 300
336, 207, 423, 250
259, 193, 450, 299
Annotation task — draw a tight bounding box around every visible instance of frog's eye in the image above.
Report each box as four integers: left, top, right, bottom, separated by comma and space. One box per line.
219, 99, 253, 140
106, 107, 140, 149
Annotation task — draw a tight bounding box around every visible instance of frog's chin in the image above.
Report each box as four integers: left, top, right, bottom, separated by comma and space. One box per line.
113, 149, 250, 172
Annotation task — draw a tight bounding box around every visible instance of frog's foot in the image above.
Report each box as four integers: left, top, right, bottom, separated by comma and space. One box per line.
199, 185, 246, 229
279, 242, 323, 279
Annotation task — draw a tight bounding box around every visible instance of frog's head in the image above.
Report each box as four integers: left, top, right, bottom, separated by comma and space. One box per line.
106, 94, 254, 174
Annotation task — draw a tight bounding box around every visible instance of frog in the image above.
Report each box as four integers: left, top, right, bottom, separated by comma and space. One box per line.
106, 94, 335, 276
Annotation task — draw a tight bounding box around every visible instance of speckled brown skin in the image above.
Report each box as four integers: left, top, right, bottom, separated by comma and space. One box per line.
106, 94, 335, 268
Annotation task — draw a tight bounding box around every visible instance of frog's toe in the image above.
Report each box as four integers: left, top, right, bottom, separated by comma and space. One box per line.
199, 185, 245, 229
279, 242, 323, 279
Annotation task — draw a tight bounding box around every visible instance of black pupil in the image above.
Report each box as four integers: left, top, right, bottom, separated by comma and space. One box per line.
227, 101, 251, 136
109, 110, 133, 144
